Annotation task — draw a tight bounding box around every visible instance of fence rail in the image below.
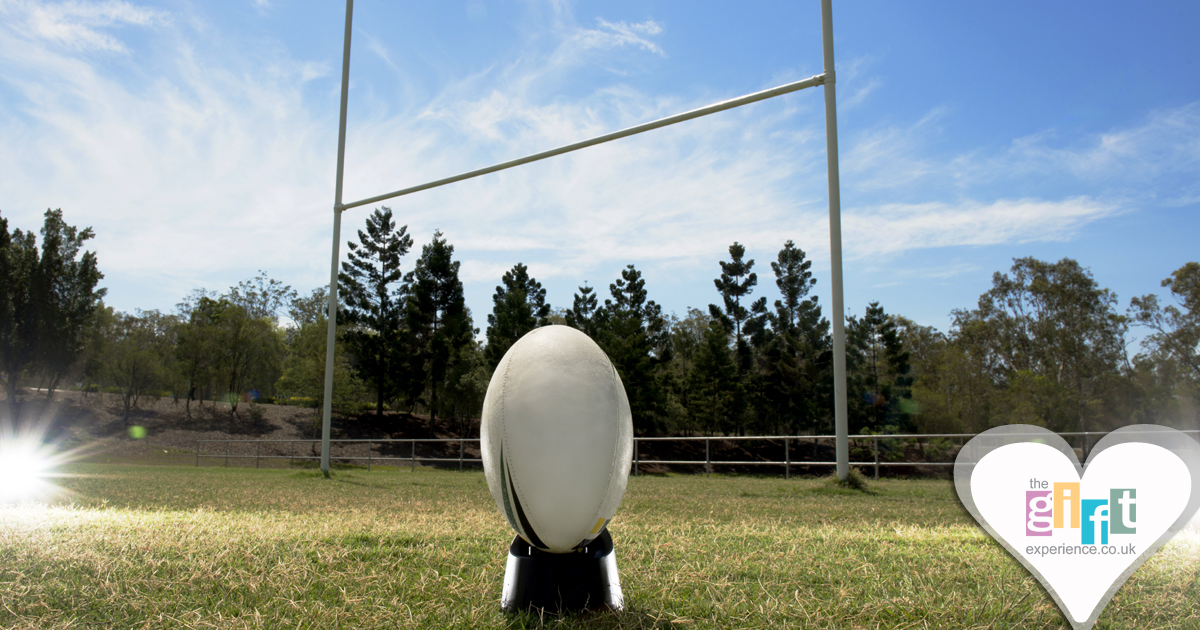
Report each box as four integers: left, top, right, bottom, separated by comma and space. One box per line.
196, 430, 1200, 479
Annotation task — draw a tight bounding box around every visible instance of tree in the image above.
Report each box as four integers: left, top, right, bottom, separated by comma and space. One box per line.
276, 307, 367, 433
688, 320, 737, 435
228, 270, 296, 322
708, 242, 767, 366
338, 207, 413, 416
1129, 262, 1200, 428
288, 287, 332, 327
565, 284, 604, 339
952, 257, 1127, 433
0, 209, 105, 412
708, 242, 767, 434
406, 230, 473, 421
769, 240, 817, 335
597, 265, 671, 435
756, 241, 830, 435
211, 300, 283, 416
485, 263, 550, 369
0, 214, 38, 411
104, 310, 175, 425
663, 308, 712, 436
175, 294, 223, 417
442, 338, 490, 439
848, 302, 913, 433
1130, 262, 1200, 385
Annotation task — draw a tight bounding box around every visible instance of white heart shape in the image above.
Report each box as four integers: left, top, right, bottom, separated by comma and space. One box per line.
955, 425, 1200, 630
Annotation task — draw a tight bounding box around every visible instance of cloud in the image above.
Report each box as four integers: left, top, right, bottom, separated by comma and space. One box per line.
8, 0, 165, 53
840, 77, 879, 111
0, 1, 1182, 320
843, 197, 1119, 258
851, 101, 1200, 202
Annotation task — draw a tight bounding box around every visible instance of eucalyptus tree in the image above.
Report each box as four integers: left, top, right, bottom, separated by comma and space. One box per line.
175, 294, 223, 416
105, 310, 177, 424
953, 257, 1126, 433
1130, 262, 1200, 384
275, 296, 366, 431
228, 270, 296, 322
338, 207, 413, 416
1129, 262, 1200, 427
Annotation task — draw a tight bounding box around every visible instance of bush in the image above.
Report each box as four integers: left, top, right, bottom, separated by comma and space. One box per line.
248, 403, 265, 424
826, 467, 871, 491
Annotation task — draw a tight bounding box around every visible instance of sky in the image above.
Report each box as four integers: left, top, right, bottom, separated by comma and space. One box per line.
1, 0, 1197, 347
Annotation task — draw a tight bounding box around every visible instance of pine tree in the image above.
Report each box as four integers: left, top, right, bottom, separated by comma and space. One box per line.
406, 230, 473, 421
0, 209, 105, 413
338, 207, 413, 416
708, 242, 766, 434
565, 284, 603, 339
708, 242, 767, 354
850, 302, 912, 433
598, 265, 670, 435
688, 320, 737, 435
769, 240, 816, 335
485, 263, 550, 368
756, 241, 830, 435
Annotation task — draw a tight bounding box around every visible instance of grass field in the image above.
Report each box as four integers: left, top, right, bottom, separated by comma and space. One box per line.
2, 465, 1199, 629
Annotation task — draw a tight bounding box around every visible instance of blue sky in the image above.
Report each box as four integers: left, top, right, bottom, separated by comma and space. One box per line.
1, 0, 1197, 344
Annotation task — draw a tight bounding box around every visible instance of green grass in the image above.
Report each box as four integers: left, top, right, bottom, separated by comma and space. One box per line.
2, 466, 1199, 629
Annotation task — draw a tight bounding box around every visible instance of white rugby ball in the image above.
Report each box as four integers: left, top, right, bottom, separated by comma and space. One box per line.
481, 325, 633, 553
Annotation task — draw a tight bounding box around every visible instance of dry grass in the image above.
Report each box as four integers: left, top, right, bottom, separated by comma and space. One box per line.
2, 466, 1199, 629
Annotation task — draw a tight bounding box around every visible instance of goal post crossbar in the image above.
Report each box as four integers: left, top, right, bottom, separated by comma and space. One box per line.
337, 73, 826, 212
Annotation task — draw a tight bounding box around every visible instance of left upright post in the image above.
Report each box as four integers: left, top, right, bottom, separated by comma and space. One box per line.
322, 0, 354, 478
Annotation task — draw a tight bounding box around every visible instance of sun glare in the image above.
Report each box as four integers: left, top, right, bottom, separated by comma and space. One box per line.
0, 440, 58, 504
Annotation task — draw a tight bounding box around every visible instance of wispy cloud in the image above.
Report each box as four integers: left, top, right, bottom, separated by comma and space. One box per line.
0, 1, 1188, 319
843, 197, 1119, 258
9, 0, 166, 53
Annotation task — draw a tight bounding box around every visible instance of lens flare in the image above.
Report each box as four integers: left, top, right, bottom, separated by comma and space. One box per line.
0, 440, 56, 503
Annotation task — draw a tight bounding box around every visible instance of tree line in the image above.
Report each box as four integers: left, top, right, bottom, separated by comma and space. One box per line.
2, 208, 1197, 439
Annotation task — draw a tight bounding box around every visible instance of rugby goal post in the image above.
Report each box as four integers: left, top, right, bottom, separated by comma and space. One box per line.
321, 0, 851, 480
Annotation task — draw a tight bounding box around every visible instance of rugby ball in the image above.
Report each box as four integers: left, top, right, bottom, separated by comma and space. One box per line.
481, 325, 633, 553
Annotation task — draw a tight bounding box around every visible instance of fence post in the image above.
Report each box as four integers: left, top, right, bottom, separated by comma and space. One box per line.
256, 441, 261, 469
225, 440, 229, 468
705, 438, 711, 478
367, 440, 372, 472
289, 440, 294, 469
195, 442, 199, 467
411, 440, 416, 473
634, 439, 639, 477
785, 438, 790, 480
459, 438, 465, 472
873, 435, 879, 480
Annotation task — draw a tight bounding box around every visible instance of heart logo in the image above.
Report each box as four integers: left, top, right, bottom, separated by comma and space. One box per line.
955, 424, 1200, 630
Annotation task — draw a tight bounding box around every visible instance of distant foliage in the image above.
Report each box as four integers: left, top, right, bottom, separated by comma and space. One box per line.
12, 203, 1194, 439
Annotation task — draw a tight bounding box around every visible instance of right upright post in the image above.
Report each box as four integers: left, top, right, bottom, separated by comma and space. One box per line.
821, 0, 849, 481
